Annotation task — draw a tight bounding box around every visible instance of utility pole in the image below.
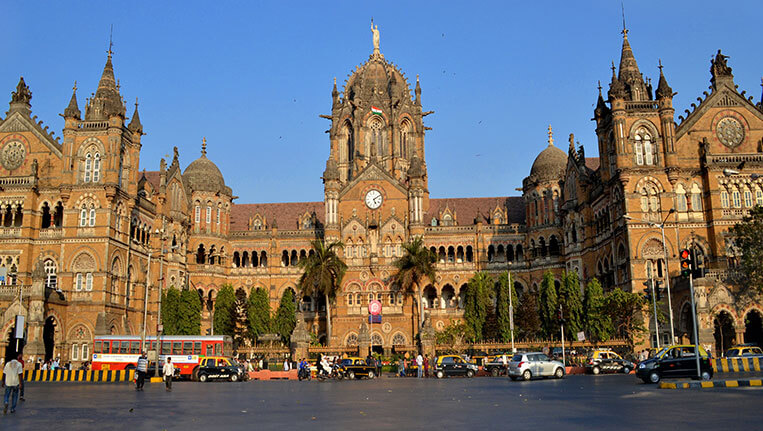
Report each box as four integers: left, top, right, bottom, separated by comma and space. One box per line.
688, 272, 702, 379
141, 251, 152, 354
647, 265, 661, 350
559, 304, 566, 366
508, 271, 515, 353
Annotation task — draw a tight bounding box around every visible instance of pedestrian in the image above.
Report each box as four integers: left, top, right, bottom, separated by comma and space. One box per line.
3, 354, 24, 414
501, 353, 509, 376
423, 354, 429, 378
416, 353, 423, 378
163, 357, 175, 391
18, 355, 25, 402
398, 357, 405, 377
135, 352, 148, 391
283, 358, 290, 372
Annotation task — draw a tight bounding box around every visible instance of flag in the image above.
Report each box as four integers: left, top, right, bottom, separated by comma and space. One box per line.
371, 106, 383, 116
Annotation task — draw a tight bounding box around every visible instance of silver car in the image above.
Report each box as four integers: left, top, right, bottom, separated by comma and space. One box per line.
508, 352, 565, 381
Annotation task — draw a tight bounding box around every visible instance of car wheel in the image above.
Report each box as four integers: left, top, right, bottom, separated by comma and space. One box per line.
436, 370, 444, 379
648, 371, 660, 384
230, 374, 239, 382
622, 367, 631, 374
491, 368, 499, 377
592, 366, 600, 375
701, 371, 711, 381
522, 370, 532, 381
367, 370, 375, 380
554, 367, 564, 379
199, 374, 208, 382
192, 367, 200, 382
347, 371, 355, 380
467, 369, 475, 378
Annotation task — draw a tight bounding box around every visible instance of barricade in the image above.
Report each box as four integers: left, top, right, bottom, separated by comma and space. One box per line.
712, 357, 761, 373
15, 369, 135, 383
248, 369, 297, 380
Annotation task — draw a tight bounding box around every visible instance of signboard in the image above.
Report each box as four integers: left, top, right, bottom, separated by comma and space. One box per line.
0, 267, 6, 283
576, 331, 586, 342
368, 315, 382, 324
14, 315, 24, 339
509, 305, 514, 331
368, 300, 382, 316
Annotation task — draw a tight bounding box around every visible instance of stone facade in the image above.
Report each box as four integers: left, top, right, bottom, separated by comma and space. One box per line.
1, 29, 762, 364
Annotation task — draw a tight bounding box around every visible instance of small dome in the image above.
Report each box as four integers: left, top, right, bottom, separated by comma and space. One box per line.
530, 145, 567, 181
183, 147, 229, 195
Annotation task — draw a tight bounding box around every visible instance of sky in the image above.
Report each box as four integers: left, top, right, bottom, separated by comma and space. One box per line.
2, 1, 762, 204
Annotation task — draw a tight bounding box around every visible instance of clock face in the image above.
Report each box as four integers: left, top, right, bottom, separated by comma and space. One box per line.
365, 189, 383, 209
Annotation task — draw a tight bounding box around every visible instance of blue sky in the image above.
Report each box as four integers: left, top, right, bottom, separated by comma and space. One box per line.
2, 1, 762, 204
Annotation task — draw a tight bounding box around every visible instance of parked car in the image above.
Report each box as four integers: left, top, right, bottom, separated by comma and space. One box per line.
636, 345, 713, 384
339, 357, 377, 379
434, 355, 479, 378
484, 353, 512, 377
586, 349, 635, 375
508, 352, 565, 381
196, 356, 246, 382
725, 344, 763, 358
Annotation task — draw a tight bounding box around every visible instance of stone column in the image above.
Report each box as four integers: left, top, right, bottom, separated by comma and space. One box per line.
358, 322, 371, 357
420, 318, 436, 357
290, 313, 310, 361
24, 262, 47, 358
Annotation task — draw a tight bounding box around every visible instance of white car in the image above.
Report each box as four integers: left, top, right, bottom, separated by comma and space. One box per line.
508, 352, 565, 381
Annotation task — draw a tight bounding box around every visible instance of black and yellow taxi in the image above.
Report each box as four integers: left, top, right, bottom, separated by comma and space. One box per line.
339, 357, 377, 379
636, 345, 713, 384
585, 349, 635, 375
196, 356, 246, 382
434, 355, 479, 379
725, 344, 763, 358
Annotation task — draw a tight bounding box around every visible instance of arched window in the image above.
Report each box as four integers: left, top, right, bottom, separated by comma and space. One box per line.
675, 184, 687, 212
80, 205, 88, 227
93, 153, 101, 182
370, 118, 384, 157
743, 188, 753, 207
206, 206, 212, 224
85, 154, 92, 182
441, 213, 453, 226
400, 120, 410, 158
89, 204, 96, 226
756, 187, 763, 206
44, 259, 57, 290
195, 205, 201, 223
720, 190, 730, 208
41, 202, 51, 228
76, 273, 83, 291
216, 207, 221, 225
634, 128, 656, 166
732, 189, 741, 208
690, 184, 703, 212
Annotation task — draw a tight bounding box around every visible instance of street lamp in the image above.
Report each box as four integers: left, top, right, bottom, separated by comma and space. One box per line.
723, 168, 761, 179
624, 208, 676, 344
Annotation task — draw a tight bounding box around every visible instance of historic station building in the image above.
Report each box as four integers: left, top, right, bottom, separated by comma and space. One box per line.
1, 27, 762, 363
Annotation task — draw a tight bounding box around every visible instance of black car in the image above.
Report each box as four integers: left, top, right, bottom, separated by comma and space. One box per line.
434, 355, 479, 378
636, 345, 714, 384
339, 357, 377, 379
196, 357, 245, 382
484, 354, 511, 377
585, 349, 635, 375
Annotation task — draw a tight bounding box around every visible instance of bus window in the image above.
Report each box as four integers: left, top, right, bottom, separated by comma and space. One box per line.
94, 341, 102, 354
205, 345, 214, 356
194, 342, 201, 354
130, 341, 140, 354
150, 341, 156, 351
173, 342, 182, 354
183, 342, 193, 354
162, 342, 171, 355
120, 341, 129, 354
215, 343, 222, 356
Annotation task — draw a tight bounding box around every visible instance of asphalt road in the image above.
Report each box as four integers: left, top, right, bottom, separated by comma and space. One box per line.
5, 373, 762, 430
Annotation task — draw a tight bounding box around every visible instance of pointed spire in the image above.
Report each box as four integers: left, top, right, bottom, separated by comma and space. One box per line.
595, 80, 609, 118
656, 59, 674, 100
64, 81, 81, 119
608, 60, 626, 100
415, 74, 421, 105
86, 40, 124, 120
201, 137, 207, 157
568, 133, 575, 153
9, 76, 32, 109
547, 125, 554, 147
128, 97, 143, 133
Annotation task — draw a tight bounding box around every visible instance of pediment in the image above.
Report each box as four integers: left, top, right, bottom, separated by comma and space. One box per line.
676, 84, 763, 140
0, 112, 62, 157
339, 160, 408, 198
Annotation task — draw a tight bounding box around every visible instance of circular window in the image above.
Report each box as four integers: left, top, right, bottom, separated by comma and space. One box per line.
1, 140, 26, 171
716, 117, 745, 147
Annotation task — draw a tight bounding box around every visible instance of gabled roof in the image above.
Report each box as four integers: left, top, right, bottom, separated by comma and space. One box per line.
675, 82, 763, 140
141, 170, 161, 190
230, 201, 325, 231
426, 196, 525, 225
585, 157, 600, 172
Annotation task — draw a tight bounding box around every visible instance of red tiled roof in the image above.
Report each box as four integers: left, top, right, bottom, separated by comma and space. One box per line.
426, 196, 525, 225
585, 157, 600, 172
230, 201, 325, 231
142, 170, 161, 191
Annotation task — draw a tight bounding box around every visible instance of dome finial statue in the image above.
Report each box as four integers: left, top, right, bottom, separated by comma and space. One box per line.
371, 18, 380, 55
547, 125, 554, 146
201, 137, 207, 156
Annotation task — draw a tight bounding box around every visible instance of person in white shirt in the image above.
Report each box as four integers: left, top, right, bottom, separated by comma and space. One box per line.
416, 354, 424, 378
283, 359, 290, 372
3, 354, 24, 414
163, 357, 175, 392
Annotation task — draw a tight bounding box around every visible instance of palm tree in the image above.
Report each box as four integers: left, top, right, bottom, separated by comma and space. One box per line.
391, 236, 436, 333
298, 239, 347, 345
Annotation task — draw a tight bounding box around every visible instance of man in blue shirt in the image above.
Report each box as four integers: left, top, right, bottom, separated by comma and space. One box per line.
135, 352, 148, 391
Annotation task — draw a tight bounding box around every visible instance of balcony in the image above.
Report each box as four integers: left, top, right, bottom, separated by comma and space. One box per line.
39, 228, 62, 239
625, 100, 659, 111
706, 153, 763, 167
0, 175, 35, 189
0, 227, 21, 238
0, 285, 30, 300
722, 208, 749, 218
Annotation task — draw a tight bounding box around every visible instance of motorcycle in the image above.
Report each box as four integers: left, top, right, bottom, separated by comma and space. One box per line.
298, 366, 311, 381
316, 363, 344, 381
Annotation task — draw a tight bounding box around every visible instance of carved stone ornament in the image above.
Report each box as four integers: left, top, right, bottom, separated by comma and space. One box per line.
1, 140, 26, 171
716, 117, 745, 147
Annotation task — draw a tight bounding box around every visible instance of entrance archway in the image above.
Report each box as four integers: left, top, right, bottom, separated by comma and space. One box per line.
678, 303, 695, 344
744, 310, 763, 347
713, 311, 735, 357
4, 326, 24, 362
43, 316, 57, 361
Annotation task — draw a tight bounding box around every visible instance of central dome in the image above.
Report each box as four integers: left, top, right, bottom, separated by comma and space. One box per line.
344, 55, 411, 101
530, 145, 567, 181
183, 145, 230, 195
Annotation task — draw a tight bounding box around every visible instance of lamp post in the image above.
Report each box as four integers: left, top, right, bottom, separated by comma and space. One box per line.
140, 249, 152, 354
624, 208, 676, 344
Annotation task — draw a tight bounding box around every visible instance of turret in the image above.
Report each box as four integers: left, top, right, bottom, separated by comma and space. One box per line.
85, 52, 125, 121
8, 77, 32, 116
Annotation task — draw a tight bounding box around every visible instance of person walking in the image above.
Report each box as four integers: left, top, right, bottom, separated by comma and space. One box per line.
398, 357, 405, 377
135, 352, 148, 391
163, 357, 175, 392
416, 353, 423, 378
283, 358, 290, 372
423, 355, 430, 378
3, 354, 24, 414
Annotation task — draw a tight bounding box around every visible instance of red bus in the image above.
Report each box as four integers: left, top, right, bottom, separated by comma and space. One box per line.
91, 335, 233, 378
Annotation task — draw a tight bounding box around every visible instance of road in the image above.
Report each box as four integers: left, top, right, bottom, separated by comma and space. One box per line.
5, 373, 762, 430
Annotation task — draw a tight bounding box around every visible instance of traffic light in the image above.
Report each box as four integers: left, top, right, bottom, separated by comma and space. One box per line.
680, 249, 693, 277
643, 281, 652, 301
557, 308, 565, 324
655, 281, 663, 302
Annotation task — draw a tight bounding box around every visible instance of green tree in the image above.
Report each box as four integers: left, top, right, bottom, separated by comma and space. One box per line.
495, 272, 519, 343
391, 237, 436, 332
435, 321, 471, 354
582, 277, 612, 343
557, 271, 583, 340
177, 288, 202, 335
274, 288, 297, 344
515, 291, 541, 340
463, 272, 493, 342
297, 239, 347, 343
604, 288, 645, 343
213, 285, 237, 336
247, 287, 271, 342
538, 271, 558, 338
730, 206, 763, 292
161, 287, 181, 335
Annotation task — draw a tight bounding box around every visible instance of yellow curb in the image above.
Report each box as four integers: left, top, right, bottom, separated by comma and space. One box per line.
750, 380, 762, 386
725, 380, 739, 387
659, 382, 677, 389
150, 377, 163, 383
700, 381, 713, 388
